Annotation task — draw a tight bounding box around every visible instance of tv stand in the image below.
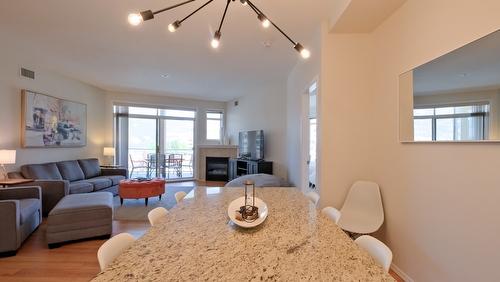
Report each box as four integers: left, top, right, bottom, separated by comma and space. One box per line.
228, 159, 273, 181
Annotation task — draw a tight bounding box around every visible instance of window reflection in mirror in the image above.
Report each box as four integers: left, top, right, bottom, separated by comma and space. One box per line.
399, 29, 500, 142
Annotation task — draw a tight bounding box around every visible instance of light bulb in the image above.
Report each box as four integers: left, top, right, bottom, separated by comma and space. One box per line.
294, 43, 311, 59
258, 14, 270, 28
262, 19, 270, 28
211, 31, 221, 49
211, 38, 220, 49
240, 0, 248, 5
168, 21, 181, 33
128, 13, 143, 26
300, 49, 311, 59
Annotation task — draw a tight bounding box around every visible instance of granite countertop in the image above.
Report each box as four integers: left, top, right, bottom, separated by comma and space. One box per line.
93, 187, 394, 282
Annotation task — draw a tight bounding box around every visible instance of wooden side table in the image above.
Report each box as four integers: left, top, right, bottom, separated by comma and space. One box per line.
0, 179, 34, 188
100, 165, 123, 169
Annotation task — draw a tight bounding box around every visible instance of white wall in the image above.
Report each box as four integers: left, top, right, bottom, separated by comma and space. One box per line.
317, 0, 500, 281
286, 28, 322, 189
225, 83, 288, 179
0, 60, 106, 171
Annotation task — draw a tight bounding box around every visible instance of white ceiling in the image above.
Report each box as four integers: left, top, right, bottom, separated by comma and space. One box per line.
414, 29, 500, 96
0, 0, 334, 101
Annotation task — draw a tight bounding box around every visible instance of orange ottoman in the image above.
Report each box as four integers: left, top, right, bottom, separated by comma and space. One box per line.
119, 178, 166, 206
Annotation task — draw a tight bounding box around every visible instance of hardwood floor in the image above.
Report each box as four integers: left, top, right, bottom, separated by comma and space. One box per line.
0, 181, 403, 282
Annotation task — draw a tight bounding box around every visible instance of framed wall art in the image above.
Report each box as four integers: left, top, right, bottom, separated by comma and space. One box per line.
21, 90, 87, 148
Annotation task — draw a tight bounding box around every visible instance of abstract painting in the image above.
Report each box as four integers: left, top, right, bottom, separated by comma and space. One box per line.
22, 90, 87, 147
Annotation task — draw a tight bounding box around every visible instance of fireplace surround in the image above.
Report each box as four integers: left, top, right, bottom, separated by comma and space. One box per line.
206, 157, 229, 181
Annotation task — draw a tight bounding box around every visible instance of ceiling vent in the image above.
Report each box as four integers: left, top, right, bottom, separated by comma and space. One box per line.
20, 68, 35, 80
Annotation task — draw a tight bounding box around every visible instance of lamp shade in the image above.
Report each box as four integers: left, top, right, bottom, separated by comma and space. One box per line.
103, 147, 115, 157
0, 150, 16, 164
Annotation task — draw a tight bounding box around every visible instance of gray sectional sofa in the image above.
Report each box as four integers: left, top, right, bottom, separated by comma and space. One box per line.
13, 158, 126, 216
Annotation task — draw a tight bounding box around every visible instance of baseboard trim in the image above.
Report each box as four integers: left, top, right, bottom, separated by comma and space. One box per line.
391, 263, 414, 282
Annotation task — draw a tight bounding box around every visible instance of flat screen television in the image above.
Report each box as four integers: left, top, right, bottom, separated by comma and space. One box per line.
238, 130, 264, 160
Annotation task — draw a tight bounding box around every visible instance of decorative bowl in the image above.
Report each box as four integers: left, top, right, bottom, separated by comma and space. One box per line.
227, 197, 268, 228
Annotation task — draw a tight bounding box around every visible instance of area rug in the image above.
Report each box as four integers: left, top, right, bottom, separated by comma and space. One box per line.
113, 183, 195, 221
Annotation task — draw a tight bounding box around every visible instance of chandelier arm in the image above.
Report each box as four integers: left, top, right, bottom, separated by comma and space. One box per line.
245, 0, 297, 45
180, 0, 215, 24
153, 0, 197, 15
217, 0, 232, 33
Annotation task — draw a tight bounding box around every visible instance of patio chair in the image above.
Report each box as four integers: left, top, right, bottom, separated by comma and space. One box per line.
129, 154, 148, 178
147, 153, 166, 178
166, 154, 183, 178
182, 154, 193, 176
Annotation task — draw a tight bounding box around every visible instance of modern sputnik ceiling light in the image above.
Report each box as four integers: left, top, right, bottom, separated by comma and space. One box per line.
128, 0, 311, 59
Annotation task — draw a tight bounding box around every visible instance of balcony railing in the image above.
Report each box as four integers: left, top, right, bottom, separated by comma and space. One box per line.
128, 148, 194, 180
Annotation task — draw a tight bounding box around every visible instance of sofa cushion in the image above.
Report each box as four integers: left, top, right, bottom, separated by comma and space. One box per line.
69, 181, 94, 194
94, 175, 126, 185
19, 198, 40, 225
78, 159, 101, 179
21, 163, 63, 180
86, 178, 113, 191
56, 160, 85, 182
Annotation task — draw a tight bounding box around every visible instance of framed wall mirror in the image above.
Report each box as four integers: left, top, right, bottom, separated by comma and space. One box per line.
399, 29, 500, 142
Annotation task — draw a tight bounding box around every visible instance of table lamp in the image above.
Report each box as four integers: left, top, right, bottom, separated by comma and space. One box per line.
103, 147, 115, 166
0, 150, 16, 180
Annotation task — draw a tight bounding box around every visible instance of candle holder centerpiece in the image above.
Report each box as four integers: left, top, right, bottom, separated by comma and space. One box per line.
227, 180, 269, 228
236, 180, 259, 222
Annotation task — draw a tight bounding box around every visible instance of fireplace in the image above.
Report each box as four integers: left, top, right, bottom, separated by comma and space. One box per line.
206, 157, 229, 181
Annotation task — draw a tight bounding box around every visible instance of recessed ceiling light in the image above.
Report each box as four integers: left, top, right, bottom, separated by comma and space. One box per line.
161, 74, 170, 78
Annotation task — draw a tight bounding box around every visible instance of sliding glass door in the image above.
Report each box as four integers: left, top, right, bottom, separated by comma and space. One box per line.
128, 117, 158, 179
115, 105, 195, 181
162, 119, 194, 179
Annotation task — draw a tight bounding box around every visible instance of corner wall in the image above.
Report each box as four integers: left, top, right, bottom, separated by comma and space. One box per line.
319, 0, 500, 281
225, 83, 288, 179
286, 28, 322, 189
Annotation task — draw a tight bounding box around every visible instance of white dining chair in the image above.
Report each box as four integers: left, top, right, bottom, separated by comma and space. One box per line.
305, 191, 320, 206
147, 207, 169, 226
337, 181, 384, 234
97, 233, 136, 271
354, 235, 393, 273
321, 206, 341, 224
175, 191, 187, 204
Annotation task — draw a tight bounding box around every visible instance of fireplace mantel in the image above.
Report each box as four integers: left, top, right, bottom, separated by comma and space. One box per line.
197, 145, 238, 149
196, 145, 238, 181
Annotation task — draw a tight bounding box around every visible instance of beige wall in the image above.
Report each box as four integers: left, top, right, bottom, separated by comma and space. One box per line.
318, 0, 500, 281
0, 62, 106, 171
225, 83, 288, 179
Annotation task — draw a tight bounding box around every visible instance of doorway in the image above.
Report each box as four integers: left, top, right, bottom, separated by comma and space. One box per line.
303, 81, 318, 191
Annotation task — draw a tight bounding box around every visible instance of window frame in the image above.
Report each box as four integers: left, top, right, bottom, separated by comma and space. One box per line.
413, 102, 490, 141
205, 110, 224, 141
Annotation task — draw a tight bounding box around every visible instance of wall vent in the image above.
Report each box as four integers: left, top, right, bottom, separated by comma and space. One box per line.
20, 68, 35, 80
